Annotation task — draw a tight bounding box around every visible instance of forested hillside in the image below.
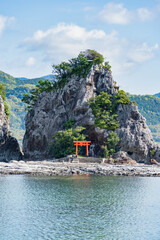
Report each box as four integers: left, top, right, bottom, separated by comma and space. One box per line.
0, 70, 53, 145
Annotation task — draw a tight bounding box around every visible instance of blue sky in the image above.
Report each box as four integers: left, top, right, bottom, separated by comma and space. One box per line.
0, 0, 160, 94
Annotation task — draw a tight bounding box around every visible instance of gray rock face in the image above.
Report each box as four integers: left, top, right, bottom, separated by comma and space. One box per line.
0, 96, 23, 162
23, 65, 160, 163
116, 104, 160, 162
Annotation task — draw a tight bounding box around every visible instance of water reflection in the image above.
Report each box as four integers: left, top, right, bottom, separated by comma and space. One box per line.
1, 175, 160, 240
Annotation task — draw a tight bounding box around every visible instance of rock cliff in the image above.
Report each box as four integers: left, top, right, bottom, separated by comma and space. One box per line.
0, 96, 23, 162
23, 65, 160, 163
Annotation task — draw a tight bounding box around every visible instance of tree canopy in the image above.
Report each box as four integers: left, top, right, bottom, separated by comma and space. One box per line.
89, 90, 131, 157
49, 126, 86, 158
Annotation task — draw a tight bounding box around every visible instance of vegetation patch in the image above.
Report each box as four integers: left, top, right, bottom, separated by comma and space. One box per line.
0, 84, 10, 119
115, 90, 131, 105
64, 120, 75, 130
103, 131, 120, 157
104, 61, 112, 71
49, 126, 87, 158
149, 149, 156, 158
89, 90, 131, 157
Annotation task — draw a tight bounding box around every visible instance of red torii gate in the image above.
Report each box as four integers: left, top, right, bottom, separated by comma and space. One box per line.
73, 141, 91, 156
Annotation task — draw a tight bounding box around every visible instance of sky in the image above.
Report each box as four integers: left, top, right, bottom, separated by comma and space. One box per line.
0, 0, 160, 94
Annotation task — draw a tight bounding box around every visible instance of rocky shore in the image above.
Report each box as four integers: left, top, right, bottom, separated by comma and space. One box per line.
1, 160, 160, 177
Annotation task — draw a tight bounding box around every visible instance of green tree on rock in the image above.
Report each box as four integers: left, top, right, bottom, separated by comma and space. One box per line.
103, 131, 119, 157
89, 92, 119, 130
115, 90, 131, 105
49, 126, 86, 158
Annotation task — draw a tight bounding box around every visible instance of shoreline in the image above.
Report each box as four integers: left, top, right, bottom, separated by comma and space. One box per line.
1, 160, 160, 177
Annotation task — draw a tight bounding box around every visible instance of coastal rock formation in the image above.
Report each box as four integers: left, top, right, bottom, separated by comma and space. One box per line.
116, 103, 159, 162
23, 65, 160, 163
0, 96, 23, 162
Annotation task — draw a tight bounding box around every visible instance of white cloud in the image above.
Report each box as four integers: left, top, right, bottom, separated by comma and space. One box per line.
0, 15, 7, 35
23, 23, 107, 62
26, 57, 36, 66
99, 2, 156, 24
137, 8, 153, 21
0, 15, 15, 36
127, 43, 159, 63
22, 23, 159, 76
99, 3, 132, 25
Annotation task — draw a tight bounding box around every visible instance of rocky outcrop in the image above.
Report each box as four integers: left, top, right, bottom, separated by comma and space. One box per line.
23, 65, 117, 158
0, 96, 23, 162
23, 65, 160, 163
116, 104, 160, 162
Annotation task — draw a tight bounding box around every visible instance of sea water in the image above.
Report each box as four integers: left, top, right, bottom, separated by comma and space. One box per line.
1, 175, 160, 240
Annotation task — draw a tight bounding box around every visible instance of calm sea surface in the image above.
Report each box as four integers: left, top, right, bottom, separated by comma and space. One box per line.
1, 175, 160, 240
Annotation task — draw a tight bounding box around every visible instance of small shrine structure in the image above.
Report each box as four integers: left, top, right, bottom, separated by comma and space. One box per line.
73, 141, 91, 156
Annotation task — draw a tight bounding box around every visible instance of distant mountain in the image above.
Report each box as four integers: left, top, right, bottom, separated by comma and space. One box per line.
0, 70, 53, 145
0, 70, 17, 84
154, 93, 160, 98
17, 74, 54, 82
17, 77, 28, 80
40, 75, 54, 80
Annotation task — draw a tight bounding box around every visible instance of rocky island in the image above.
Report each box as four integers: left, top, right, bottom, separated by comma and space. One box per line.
1, 50, 160, 176
23, 50, 160, 163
